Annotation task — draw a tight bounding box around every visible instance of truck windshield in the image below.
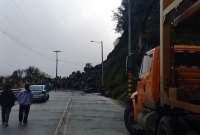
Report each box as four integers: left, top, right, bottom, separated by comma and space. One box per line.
175, 52, 200, 67
139, 54, 153, 77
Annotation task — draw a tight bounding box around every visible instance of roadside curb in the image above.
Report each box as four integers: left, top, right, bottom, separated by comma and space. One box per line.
53, 98, 72, 135
111, 99, 126, 107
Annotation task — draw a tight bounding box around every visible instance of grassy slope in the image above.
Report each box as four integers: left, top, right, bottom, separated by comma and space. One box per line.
104, 34, 128, 101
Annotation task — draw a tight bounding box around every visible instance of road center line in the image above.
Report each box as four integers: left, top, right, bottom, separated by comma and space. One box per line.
53, 95, 72, 135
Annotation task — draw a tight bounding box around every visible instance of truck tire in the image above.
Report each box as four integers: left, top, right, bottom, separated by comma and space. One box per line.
157, 116, 177, 135
124, 104, 143, 135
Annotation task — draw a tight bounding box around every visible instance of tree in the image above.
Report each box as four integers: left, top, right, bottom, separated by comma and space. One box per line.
84, 63, 93, 73
11, 69, 23, 80
113, 0, 160, 47
113, 0, 128, 33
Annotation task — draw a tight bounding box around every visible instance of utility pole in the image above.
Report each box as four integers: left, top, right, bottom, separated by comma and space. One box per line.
53, 50, 62, 78
128, 0, 132, 56
127, 0, 133, 99
53, 50, 62, 90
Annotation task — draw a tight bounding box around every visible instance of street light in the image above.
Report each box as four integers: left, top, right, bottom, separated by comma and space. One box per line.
90, 40, 104, 89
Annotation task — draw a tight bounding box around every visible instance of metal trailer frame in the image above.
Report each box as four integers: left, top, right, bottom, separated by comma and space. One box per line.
160, 0, 200, 113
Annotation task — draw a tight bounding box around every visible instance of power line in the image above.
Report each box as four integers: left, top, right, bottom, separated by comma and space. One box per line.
0, 27, 85, 66
7, 0, 39, 37
0, 1, 85, 66
0, 1, 54, 61
0, 27, 54, 62
0, 1, 85, 65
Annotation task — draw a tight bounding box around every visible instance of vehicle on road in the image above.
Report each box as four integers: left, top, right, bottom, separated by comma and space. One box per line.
125, 45, 200, 135
30, 85, 49, 102
124, 1, 200, 135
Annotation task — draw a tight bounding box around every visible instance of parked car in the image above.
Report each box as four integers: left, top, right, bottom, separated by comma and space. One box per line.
30, 85, 49, 102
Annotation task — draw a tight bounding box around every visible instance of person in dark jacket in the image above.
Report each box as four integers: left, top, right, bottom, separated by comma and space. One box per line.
0, 84, 16, 128
17, 84, 32, 126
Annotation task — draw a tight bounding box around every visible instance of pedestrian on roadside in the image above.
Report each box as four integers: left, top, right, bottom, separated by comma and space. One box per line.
17, 84, 32, 126
0, 84, 16, 128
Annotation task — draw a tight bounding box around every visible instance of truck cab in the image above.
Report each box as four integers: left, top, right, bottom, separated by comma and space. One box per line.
126, 45, 200, 135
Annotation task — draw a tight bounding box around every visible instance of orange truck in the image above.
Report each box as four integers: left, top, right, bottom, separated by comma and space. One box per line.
124, 1, 200, 135
124, 45, 200, 135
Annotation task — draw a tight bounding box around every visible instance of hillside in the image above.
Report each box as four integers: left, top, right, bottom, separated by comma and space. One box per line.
102, 0, 160, 100
66, 0, 160, 101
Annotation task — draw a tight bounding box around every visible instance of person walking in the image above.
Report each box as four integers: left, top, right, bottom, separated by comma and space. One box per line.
17, 84, 32, 126
0, 84, 16, 128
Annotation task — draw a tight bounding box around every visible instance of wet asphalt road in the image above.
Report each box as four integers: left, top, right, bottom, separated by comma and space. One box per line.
63, 91, 128, 135
0, 91, 128, 135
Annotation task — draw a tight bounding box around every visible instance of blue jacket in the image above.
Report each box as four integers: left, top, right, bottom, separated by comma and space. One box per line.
17, 90, 32, 105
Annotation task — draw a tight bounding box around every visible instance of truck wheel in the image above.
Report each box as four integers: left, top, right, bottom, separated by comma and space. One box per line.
157, 116, 177, 135
124, 104, 143, 135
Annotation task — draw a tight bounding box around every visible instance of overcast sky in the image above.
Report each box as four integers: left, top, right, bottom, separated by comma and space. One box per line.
0, 0, 121, 77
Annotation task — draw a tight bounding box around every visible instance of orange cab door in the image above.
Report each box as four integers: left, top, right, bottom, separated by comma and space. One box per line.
133, 79, 145, 121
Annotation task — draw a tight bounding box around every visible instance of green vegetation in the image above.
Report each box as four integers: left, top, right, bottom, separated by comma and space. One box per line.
103, 0, 159, 101
66, 0, 160, 101
103, 34, 128, 100
0, 66, 51, 89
